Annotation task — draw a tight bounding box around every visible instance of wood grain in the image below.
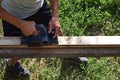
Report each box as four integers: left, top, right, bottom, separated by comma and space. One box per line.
0, 37, 20, 45
0, 45, 119, 58
58, 36, 120, 45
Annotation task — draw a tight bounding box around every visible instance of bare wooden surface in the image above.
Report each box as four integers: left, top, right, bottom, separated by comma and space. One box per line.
0, 37, 20, 45
0, 36, 120, 45
58, 36, 120, 45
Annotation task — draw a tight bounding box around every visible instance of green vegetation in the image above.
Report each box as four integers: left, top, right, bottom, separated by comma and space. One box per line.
0, 0, 120, 80
59, 0, 120, 36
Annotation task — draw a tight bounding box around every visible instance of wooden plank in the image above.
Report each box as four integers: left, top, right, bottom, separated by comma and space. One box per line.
58, 36, 120, 45
0, 36, 120, 45
0, 37, 20, 45
0, 45, 119, 58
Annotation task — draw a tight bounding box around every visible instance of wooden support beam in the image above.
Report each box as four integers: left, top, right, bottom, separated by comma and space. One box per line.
0, 45, 120, 58
0, 36, 120, 58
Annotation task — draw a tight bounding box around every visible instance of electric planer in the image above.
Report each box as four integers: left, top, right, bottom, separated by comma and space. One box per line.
21, 24, 58, 46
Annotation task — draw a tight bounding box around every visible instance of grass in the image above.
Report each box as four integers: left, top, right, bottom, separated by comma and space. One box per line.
0, 57, 120, 80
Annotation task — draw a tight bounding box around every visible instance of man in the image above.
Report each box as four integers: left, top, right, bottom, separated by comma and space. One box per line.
0, 0, 63, 77
0, 0, 87, 77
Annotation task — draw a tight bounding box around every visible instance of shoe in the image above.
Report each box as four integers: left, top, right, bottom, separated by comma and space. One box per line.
62, 57, 88, 66
6, 61, 30, 77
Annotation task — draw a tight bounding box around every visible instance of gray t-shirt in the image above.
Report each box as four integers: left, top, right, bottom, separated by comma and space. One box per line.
2, 0, 44, 19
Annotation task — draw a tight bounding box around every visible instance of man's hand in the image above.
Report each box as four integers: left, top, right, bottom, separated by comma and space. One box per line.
48, 0, 63, 38
0, 7, 38, 36
48, 17, 63, 38
18, 20, 38, 36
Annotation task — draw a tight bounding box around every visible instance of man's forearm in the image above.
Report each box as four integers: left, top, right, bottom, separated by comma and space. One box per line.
49, 0, 59, 18
0, 7, 23, 29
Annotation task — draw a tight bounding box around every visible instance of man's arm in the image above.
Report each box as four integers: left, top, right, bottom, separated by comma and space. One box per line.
0, 7, 37, 36
48, 0, 63, 38
0, 8, 22, 28
49, 0, 59, 18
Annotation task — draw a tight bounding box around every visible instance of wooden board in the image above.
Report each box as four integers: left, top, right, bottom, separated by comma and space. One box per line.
0, 36, 120, 45
58, 36, 120, 45
0, 37, 20, 45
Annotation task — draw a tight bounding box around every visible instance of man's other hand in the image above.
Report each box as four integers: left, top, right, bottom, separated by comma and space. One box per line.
48, 17, 63, 38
